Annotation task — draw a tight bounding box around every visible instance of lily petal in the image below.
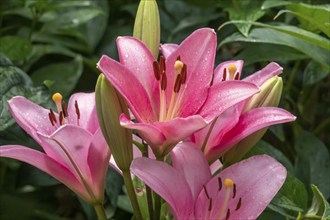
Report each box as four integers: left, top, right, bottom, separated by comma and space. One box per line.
131, 157, 194, 219
213, 60, 244, 84
198, 81, 259, 122
206, 107, 296, 162
117, 37, 157, 103
0, 145, 90, 201
97, 55, 156, 123
88, 128, 111, 199
165, 28, 217, 117
243, 62, 283, 87
37, 125, 93, 186
8, 96, 55, 144
160, 43, 178, 58
68, 92, 98, 134
171, 142, 212, 201
195, 155, 287, 220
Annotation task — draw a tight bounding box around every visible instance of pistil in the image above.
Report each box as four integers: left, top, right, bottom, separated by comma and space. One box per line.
216, 178, 234, 219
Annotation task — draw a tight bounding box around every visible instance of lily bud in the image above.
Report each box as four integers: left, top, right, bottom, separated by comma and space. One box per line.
133, 0, 160, 58
223, 76, 283, 167
95, 74, 133, 171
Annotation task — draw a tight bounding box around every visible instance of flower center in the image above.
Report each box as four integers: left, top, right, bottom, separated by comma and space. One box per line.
48, 93, 81, 127
153, 56, 187, 121
204, 177, 242, 220
222, 64, 239, 81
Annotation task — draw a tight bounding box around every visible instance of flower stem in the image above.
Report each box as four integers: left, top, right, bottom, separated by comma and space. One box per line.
142, 144, 155, 220
123, 171, 143, 220
93, 203, 107, 220
153, 156, 164, 220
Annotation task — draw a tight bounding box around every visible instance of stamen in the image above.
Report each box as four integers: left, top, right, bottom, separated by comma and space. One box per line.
228, 64, 237, 79
62, 101, 68, 118
235, 198, 242, 211
59, 111, 64, 125
225, 208, 231, 220
52, 93, 63, 114
176, 56, 181, 61
232, 184, 236, 198
222, 68, 227, 81
159, 56, 166, 74
208, 198, 213, 211
153, 61, 161, 80
203, 185, 210, 199
218, 177, 222, 191
234, 72, 240, 80
49, 109, 57, 123
75, 100, 80, 126
161, 73, 167, 90
180, 64, 187, 84
48, 113, 55, 126
174, 74, 182, 93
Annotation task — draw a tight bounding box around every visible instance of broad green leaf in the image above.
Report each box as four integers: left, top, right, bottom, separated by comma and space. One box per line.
302, 185, 330, 220
286, 3, 330, 37
31, 56, 83, 98
294, 131, 330, 199
268, 173, 308, 219
220, 28, 330, 67
261, 0, 291, 10
225, 0, 265, 36
42, 9, 104, 30
234, 43, 307, 65
0, 56, 50, 131
303, 61, 330, 86
0, 36, 32, 61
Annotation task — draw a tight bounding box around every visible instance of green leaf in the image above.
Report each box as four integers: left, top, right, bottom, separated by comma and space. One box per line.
268, 173, 308, 219
261, 0, 291, 10
105, 168, 123, 217
286, 3, 330, 37
42, 9, 104, 30
303, 185, 330, 220
0, 36, 32, 61
220, 28, 330, 67
294, 131, 330, 199
226, 0, 265, 36
0, 56, 50, 131
30, 56, 83, 98
303, 61, 330, 86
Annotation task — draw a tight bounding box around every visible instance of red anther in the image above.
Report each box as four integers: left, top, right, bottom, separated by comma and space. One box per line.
203, 185, 210, 199
153, 61, 161, 80
218, 177, 222, 191
75, 100, 80, 120
225, 208, 231, 220
161, 73, 167, 90
176, 56, 181, 61
159, 55, 166, 74
174, 74, 182, 93
222, 68, 227, 81
48, 113, 55, 126
208, 198, 213, 211
49, 108, 57, 123
235, 198, 242, 211
180, 64, 187, 84
233, 183, 236, 198
62, 101, 68, 118
59, 111, 63, 125
234, 72, 240, 80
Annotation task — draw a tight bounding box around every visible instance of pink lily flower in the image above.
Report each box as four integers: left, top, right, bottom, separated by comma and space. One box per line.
0, 93, 110, 204
185, 61, 296, 163
97, 28, 260, 158
131, 142, 287, 220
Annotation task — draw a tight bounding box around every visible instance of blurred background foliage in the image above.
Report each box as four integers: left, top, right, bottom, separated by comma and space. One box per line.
0, 0, 329, 219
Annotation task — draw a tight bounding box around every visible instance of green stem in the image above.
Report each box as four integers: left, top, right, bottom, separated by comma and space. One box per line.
153, 156, 164, 220
142, 144, 154, 220
94, 203, 107, 220
123, 171, 143, 220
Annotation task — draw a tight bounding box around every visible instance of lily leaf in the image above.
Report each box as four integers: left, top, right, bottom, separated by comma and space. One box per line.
303, 185, 330, 220
0, 36, 32, 62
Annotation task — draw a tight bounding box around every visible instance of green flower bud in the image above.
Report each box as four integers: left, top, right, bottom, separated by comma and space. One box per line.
95, 74, 133, 171
223, 76, 283, 167
133, 0, 160, 58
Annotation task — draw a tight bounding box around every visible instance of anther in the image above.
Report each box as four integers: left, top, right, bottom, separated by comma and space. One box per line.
180, 64, 187, 84
176, 56, 181, 61
62, 101, 68, 118
235, 198, 242, 211
232, 184, 236, 198
203, 185, 210, 199
161, 73, 167, 90
48, 113, 55, 126
174, 74, 182, 93
59, 111, 64, 125
218, 177, 222, 191
49, 109, 57, 123
225, 208, 231, 220
234, 72, 240, 80
153, 61, 161, 80
75, 100, 80, 120
208, 198, 213, 211
222, 68, 227, 81
159, 56, 166, 74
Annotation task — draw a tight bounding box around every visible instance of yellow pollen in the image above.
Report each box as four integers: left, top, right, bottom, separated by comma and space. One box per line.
174, 60, 184, 71
228, 64, 237, 75
52, 93, 63, 103
224, 178, 234, 188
